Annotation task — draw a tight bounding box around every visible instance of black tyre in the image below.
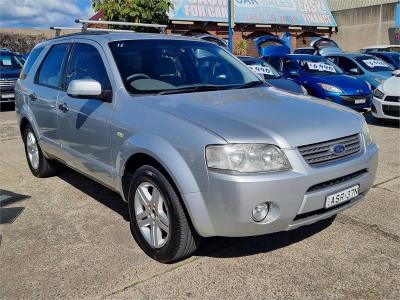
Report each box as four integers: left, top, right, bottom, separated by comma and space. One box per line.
23, 125, 58, 178
128, 165, 200, 263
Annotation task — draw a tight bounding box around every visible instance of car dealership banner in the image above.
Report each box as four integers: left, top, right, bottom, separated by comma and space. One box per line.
169, 0, 337, 27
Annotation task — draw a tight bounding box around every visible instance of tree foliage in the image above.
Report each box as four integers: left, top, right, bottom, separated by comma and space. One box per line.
92, 0, 173, 31
0, 33, 46, 53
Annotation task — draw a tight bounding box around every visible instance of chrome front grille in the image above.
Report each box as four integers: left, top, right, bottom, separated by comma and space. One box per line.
298, 134, 361, 166
0, 80, 17, 87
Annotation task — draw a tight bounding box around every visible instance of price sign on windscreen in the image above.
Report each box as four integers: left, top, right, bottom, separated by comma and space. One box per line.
306, 62, 336, 73
248, 65, 274, 75
362, 59, 389, 68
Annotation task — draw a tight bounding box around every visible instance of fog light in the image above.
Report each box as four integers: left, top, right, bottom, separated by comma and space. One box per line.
252, 203, 269, 222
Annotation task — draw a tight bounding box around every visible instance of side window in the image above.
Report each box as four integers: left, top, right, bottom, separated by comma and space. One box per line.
265, 57, 280, 70
281, 59, 297, 73
337, 57, 357, 72
19, 46, 44, 80
65, 43, 111, 91
327, 56, 338, 65
37, 44, 69, 88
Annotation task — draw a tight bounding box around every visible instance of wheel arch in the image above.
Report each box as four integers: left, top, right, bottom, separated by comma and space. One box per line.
19, 117, 31, 135
117, 133, 206, 201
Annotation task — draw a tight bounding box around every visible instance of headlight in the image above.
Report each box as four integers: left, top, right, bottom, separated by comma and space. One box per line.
375, 78, 385, 84
364, 80, 372, 90
206, 144, 291, 173
373, 86, 384, 99
318, 83, 343, 93
362, 121, 373, 147
300, 85, 308, 95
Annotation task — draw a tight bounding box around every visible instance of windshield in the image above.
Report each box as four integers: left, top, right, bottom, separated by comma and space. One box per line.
354, 56, 394, 72
0, 52, 24, 69
240, 58, 280, 79
109, 39, 261, 94
296, 58, 343, 74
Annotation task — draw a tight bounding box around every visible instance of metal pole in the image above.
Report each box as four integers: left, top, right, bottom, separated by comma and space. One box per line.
228, 0, 234, 52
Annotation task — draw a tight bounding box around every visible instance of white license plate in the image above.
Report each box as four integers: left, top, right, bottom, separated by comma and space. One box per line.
355, 99, 366, 104
1, 93, 14, 99
325, 185, 359, 208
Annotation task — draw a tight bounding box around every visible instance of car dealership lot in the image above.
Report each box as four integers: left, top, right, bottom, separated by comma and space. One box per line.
0, 110, 399, 299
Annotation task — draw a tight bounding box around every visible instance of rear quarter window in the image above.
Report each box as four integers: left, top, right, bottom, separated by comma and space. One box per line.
19, 47, 44, 80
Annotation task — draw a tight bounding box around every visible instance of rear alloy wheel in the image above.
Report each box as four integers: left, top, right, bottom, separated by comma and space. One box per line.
128, 165, 200, 263
23, 125, 58, 178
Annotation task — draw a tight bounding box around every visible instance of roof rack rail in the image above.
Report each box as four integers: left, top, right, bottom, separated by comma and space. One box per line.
75, 19, 167, 33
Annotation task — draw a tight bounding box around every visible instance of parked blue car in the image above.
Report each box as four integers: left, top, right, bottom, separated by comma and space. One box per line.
237, 56, 306, 95
308, 37, 395, 90
366, 51, 400, 69
256, 36, 372, 109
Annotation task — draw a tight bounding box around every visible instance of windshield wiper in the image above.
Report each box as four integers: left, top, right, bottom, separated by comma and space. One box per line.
157, 84, 231, 95
232, 80, 265, 89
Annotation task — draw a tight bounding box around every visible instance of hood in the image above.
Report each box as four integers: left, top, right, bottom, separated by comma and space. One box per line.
266, 78, 303, 94
371, 71, 393, 78
142, 87, 363, 148
381, 76, 400, 95
307, 74, 370, 94
0, 68, 20, 79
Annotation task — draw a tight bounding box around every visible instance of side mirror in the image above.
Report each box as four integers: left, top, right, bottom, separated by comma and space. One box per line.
349, 68, 360, 75
67, 79, 102, 98
392, 69, 400, 76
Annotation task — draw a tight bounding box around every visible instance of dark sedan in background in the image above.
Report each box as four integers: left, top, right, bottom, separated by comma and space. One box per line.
0, 49, 24, 106
238, 56, 306, 95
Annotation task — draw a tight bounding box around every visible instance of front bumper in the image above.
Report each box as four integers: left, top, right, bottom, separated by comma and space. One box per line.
0, 86, 16, 103
372, 96, 400, 120
183, 143, 378, 237
325, 93, 372, 109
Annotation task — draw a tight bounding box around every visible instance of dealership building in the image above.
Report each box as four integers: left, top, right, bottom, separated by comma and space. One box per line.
87, 0, 399, 54
327, 0, 399, 51
167, 0, 338, 56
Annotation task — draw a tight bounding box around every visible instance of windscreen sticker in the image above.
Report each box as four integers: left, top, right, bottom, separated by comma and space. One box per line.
306, 62, 336, 73
248, 65, 273, 75
1, 58, 12, 66
362, 59, 389, 68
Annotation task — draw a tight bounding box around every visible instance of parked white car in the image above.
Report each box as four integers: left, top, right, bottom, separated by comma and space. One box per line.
372, 71, 400, 120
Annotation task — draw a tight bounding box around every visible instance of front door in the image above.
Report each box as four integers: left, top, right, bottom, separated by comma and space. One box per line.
57, 42, 115, 186
30, 43, 70, 155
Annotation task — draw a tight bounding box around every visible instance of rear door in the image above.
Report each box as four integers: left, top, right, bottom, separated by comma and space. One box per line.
57, 41, 115, 186
255, 36, 290, 58
311, 38, 342, 56
30, 43, 70, 155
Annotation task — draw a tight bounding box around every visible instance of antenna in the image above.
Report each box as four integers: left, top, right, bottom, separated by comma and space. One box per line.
75, 19, 167, 33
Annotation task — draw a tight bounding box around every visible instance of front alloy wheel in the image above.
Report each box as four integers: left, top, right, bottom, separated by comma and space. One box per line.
134, 182, 170, 248
128, 165, 200, 263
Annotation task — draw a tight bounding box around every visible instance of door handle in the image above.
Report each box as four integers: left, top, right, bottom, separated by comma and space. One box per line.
58, 103, 69, 113
29, 93, 37, 101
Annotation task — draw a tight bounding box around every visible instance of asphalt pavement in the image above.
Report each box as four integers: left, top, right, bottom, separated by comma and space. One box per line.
0, 109, 399, 300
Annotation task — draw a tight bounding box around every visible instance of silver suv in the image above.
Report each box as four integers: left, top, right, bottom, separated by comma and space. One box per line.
15, 32, 378, 263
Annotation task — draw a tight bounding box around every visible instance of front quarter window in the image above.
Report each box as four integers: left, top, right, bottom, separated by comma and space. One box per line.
109, 39, 261, 94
